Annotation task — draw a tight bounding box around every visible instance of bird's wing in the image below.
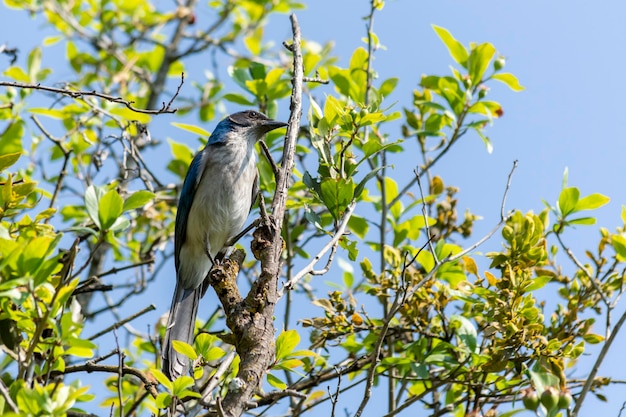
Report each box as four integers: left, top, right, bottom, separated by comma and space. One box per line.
174, 150, 205, 271
250, 170, 260, 212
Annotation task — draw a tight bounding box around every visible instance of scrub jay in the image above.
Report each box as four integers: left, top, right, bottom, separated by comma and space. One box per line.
162, 110, 287, 380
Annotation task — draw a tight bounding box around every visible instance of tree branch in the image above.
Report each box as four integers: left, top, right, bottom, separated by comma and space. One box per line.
58, 363, 158, 398
279, 200, 356, 296
87, 304, 155, 340
0, 79, 182, 114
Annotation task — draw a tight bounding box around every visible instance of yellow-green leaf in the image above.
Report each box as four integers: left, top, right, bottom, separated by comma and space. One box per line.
123, 190, 154, 212
432, 25, 469, 67
98, 189, 124, 230
151, 368, 174, 389
0, 152, 21, 172
266, 373, 287, 389
491, 72, 525, 92
171, 122, 211, 137
172, 340, 198, 360
276, 329, 299, 361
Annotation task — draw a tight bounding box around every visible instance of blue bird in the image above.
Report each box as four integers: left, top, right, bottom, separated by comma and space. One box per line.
162, 110, 287, 379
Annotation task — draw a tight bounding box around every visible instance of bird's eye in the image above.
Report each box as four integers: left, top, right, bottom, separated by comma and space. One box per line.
249, 111, 259, 118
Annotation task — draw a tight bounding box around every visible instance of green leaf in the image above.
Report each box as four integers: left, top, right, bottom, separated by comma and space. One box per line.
583, 333, 605, 344
379, 77, 398, 97
525, 276, 551, 291
98, 189, 124, 230
109, 107, 151, 124
574, 193, 610, 211
171, 122, 211, 137
172, 375, 196, 397
109, 216, 131, 232
123, 190, 155, 212
432, 25, 469, 67
348, 215, 368, 239
276, 329, 299, 361
491, 73, 525, 91
28, 108, 66, 119
0, 152, 21, 172
223, 93, 255, 106
354, 166, 384, 199
450, 315, 477, 353
474, 127, 493, 154
27, 47, 42, 82
266, 373, 287, 389
84, 185, 101, 228
566, 217, 596, 226
3, 66, 30, 82
169, 139, 195, 163
155, 392, 172, 408
558, 187, 580, 217
65, 338, 97, 358
172, 340, 198, 360
203, 346, 226, 361
319, 178, 355, 220
0, 120, 24, 155
612, 235, 626, 261
468, 43, 496, 84
43, 35, 62, 46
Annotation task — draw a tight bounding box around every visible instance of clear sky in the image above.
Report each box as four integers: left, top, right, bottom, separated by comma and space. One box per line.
2, 0, 626, 415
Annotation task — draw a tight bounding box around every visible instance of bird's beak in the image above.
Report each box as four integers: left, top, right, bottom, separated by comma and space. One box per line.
258, 119, 288, 136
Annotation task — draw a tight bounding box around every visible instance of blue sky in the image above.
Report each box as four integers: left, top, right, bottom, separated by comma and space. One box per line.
2, 0, 626, 415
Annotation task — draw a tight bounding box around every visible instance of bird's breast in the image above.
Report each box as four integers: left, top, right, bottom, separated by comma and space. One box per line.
186, 144, 257, 259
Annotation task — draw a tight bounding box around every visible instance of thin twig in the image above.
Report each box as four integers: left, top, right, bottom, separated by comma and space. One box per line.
0, 80, 180, 114
259, 139, 279, 178
200, 351, 237, 400
500, 160, 518, 220
113, 329, 124, 417
302, 76, 329, 84
446, 160, 518, 264
414, 168, 437, 259
0, 378, 18, 413
30, 115, 71, 214
572, 307, 626, 417
279, 200, 356, 296
354, 289, 402, 417
58, 363, 158, 397
87, 304, 155, 340
555, 232, 610, 307
96, 257, 155, 278
329, 367, 342, 417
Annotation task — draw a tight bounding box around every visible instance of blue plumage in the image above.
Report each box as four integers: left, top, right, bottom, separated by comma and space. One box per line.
162, 110, 287, 379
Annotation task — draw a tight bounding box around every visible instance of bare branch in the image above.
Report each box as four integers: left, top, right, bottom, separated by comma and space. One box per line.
58, 363, 158, 398
414, 167, 437, 260
87, 304, 155, 340
302, 75, 329, 84
200, 351, 237, 402
113, 329, 124, 417
0, 378, 18, 414
0, 80, 180, 114
259, 139, 279, 178
555, 232, 610, 307
96, 257, 155, 279
279, 200, 356, 297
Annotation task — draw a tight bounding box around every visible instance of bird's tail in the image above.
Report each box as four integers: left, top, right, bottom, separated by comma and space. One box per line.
162, 283, 201, 380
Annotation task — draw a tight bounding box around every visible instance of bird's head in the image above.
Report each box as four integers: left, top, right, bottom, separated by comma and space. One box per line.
208, 110, 287, 145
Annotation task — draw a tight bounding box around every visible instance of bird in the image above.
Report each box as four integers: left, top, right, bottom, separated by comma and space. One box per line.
162, 110, 287, 380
